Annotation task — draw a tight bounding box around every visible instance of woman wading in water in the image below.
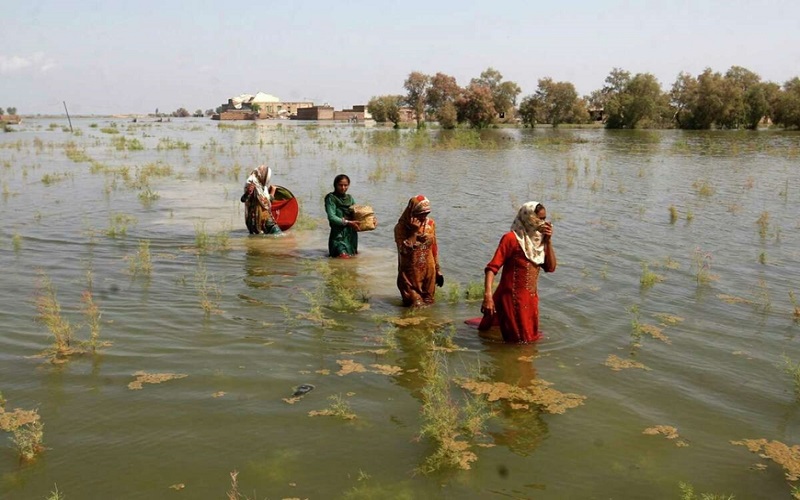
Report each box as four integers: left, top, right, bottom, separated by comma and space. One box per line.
241, 165, 281, 235
394, 195, 444, 307
324, 174, 360, 258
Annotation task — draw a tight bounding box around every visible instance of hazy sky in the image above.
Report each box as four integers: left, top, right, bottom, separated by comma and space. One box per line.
2, 0, 799, 115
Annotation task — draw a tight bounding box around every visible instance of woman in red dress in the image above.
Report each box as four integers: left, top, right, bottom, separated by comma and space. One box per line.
479, 201, 556, 343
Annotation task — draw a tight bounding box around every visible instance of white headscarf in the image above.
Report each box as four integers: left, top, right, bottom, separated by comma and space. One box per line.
511, 201, 546, 264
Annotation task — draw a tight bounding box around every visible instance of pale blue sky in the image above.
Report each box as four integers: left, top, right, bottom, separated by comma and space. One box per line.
2, 0, 799, 115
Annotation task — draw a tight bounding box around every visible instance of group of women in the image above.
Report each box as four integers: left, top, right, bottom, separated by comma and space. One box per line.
242, 167, 557, 344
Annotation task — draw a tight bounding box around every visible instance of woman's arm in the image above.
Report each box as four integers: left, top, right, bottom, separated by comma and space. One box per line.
540, 224, 557, 273
481, 269, 496, 315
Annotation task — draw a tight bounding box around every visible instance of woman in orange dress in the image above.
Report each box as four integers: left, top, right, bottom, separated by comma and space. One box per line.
394, 195, 444, 307
479, 201, 556, 343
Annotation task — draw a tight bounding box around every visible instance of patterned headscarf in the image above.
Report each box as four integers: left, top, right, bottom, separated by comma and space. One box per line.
511, 201, 546, 264
398, 195, 431, 226
255, 165, 272, 186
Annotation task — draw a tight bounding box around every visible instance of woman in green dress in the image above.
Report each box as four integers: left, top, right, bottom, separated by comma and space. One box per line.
325, 174, 360, 258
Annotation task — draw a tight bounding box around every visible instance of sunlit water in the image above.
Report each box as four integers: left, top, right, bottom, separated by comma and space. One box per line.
1, 118, 799, 498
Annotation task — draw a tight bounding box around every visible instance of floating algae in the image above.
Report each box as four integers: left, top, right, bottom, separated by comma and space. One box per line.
731, 438, 800, 481
0, 407, 39, 432
605, 355, 651, 372
128, 371, 187, 390
369, 364, 403, 376
718, 294, 753, 305
457, 378, 586, 414
640, 324, 671, 344
335, 359, 403, 377
653, 313, 684, 325
642, 425, 690, 447
336, 359, 367, 376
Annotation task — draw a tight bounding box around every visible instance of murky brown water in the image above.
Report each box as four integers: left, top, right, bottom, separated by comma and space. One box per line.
1, 118, 799, 498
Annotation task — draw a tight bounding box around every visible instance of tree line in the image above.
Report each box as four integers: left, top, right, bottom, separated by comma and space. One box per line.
368, 66, 800, 130
0, 107, 19, 116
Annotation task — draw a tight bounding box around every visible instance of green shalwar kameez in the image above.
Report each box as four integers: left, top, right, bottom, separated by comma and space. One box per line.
325, 192, 358, 257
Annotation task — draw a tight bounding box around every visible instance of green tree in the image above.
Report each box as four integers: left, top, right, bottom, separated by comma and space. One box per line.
517, 95, 539, 127
193, 109, 204, 117
436, 101, 458, 129
471, 67, 520, 120
0, 107, 5, 115
368, 95, 404, 127
6, 107, 17, 115
718, 66, 761, 129
172, 107, 190, 118
604, 72, 666, 129
743, 82, 777, 129
773, 77, 800, 129
404, 71, 430, 129
456, 83, 496, 129
693, 68, 726, 129
426, 72, 461, 118
670, 72, 699, 128
532, 78, 581, 127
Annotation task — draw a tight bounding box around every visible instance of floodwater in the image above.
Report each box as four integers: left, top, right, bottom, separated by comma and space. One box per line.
1, 118, 799, 499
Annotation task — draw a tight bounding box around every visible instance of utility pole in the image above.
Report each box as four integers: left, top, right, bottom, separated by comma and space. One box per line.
63, 101, 73, 133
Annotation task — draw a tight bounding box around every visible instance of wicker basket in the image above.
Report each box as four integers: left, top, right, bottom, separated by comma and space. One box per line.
351, 205, 377, 232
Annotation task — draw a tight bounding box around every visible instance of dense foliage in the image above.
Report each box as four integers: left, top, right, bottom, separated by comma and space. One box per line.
370, 65, 800, 130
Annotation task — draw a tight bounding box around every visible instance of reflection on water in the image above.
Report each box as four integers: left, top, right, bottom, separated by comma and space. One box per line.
1, 118, 799, 498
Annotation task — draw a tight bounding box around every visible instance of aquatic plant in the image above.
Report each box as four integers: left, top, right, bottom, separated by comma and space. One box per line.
129, 239, 153, 278
464, 280, 484, 302
195, 222, 210, 253
309, 394, 357, 420
45, 484, 64, 500
156, 137, 190, 150
80, 290, 105, 353
756, 211, 769, 239
640, 262, 664, 288
35, 274, 75, 361
417, 350, 481, 473
753, 279, 771, 313
691, 247, 716, 285
105, 213, 137, 238
692, 179, 715, 197
99, 125, 119, 134
686, 209, 694, 222
628, 304, 643, 344
318, 263, 370, 312
41, 172, 72, 185
445, 282, 461, 304
669, 205, 678, 224
12, 420, 45, 462
64, 142, 91, 162
678, 481, 734, 500
790, 291, 800, 321
195, 263, 222, 316
12, 232, 22, 254
758, 251, 767, 265
780, 354, 800, 401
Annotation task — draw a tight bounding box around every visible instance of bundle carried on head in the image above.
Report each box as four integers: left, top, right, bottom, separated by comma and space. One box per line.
351, 205, 377, 232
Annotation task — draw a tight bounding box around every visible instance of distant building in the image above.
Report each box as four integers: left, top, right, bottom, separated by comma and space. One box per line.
213, 91, 313, 120
295, 106, 335, 120
333, 105, 372, 122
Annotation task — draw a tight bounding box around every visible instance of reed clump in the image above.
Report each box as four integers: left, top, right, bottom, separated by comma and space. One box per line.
417, 350, 486, 473
1, 399, 45, 462
790, 291, 800, 322
308, 394, 357, 420
669, 204, 678, 224
691, 247, 717, 285
195, 262, 222, 316
128, 239, 153, 278
756, 211, 770, 239
678, 481, 734, 500
640, 262, 664, 288
36, 274, 76, 362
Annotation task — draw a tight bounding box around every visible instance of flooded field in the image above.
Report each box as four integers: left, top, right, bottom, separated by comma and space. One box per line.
1, 118, 799, 498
